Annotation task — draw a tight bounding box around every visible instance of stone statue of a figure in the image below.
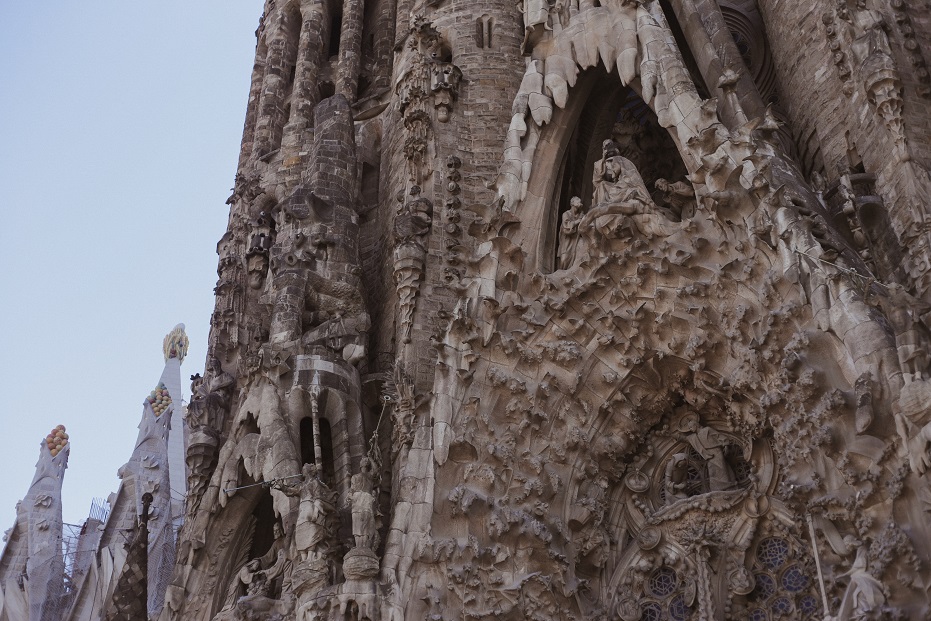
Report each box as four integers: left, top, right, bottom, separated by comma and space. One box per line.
664, 452, 690, 502
581, 139, 674, 239
294, 463, 337, 562
835, 536, 885, 619
558, 196, 584, 269
591, 139, 656, 213
213, 548, 292, 621
187, 357, 235, 429
675, 412, 737, 493
225, 548, 287, 605
348, 472, 377, 549
655, 177, 695, 220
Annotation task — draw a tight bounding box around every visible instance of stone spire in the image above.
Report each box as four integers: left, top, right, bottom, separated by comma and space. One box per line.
0, 425, 70, 621
161, 323, 189, 522
111, 325, 187, 619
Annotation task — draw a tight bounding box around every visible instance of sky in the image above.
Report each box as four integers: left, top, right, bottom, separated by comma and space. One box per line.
0, 3, 262, 529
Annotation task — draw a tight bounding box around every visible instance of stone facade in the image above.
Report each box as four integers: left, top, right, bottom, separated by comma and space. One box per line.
7, 0, 931, 619
161, 0, 931, 618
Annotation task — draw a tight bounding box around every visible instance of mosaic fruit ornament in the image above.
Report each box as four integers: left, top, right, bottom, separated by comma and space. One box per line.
147, 384, 173, 417
46, 424, 68, 457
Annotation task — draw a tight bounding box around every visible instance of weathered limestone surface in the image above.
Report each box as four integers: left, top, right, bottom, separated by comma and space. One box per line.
0, 426, 69, 621
8, 0, 931, 620
105, 325, 189, 621
163, 0, 931, 619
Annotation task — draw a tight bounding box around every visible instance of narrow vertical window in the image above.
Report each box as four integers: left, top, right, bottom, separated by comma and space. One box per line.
475, 15, 493, 49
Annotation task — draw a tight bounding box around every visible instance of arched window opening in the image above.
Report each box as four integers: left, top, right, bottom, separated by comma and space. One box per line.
356, 0, 380, 100
280, 5, 302, 125
475, 15, 494, 49
548, 79, 690, 272
299, 416, 316, 466
319, 80, 336, 100
248, 488, 277, 561
319, 417, 335, 483
719, 3, 777, 104
639, 567, 695, 620
796, 124, 826, 181
297, 415, 336, 483
343, 601, 362, 621
282, 101, 292, 127
824, 171, 903, 284
240, 412, 260, 439
328, 9, 343, 58
736, 536, 821, 619
356, 75, 372, 100
360, 162, 380, 212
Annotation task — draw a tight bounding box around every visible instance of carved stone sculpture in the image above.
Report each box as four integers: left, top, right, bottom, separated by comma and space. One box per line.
394, 185, 434, 343
293, 463, 337, 563
835, 537, 886, 619
187, 358, 235, 431
831, 0, 907, 155
25, 1, 931, 620
675, 411, 738, 493
663, 452, 690, 503
654, 178, 695, 220
557, 196, 584, 270
591, 139, 658, 216
581, 139, 675, 242
396, 17, 461, 182
215, 551, 291, 621
348, 472, 377, 550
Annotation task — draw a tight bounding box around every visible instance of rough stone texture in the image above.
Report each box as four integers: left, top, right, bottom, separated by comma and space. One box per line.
8, 0, 931, 619
0, 426, 69, 621
106, 325, 189, 620
167, 0, 931, 619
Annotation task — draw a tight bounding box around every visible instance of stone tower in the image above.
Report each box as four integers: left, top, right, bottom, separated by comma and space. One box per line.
85, 325, 190, 621
166, 0, 931, 619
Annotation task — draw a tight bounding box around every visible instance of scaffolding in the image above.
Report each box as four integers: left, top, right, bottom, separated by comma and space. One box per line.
61, 522, 82, 591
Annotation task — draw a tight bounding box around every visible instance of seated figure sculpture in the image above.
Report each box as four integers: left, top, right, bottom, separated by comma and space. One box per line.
213, 550, 291, 621
580, 140, 677, 242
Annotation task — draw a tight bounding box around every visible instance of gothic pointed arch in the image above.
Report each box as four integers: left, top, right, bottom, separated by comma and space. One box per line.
532, 66, 691, 272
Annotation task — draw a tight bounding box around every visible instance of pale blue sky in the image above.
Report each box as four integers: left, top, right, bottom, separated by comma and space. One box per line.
0, 3, 261, 528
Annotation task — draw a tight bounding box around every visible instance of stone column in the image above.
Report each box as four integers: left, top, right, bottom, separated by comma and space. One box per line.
253, 8, 301, 158
336, 0, 365, 101
292, 0, 330, 124
311, 95, 358, 209
269, 271, 310, 343
239, 48, 268, 168
669, 0, 766, 127
372, 0, 397, 92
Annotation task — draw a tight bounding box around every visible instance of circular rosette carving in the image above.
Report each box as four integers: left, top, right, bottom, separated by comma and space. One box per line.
638, 526, 662, 550
626, 470, 650, 493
